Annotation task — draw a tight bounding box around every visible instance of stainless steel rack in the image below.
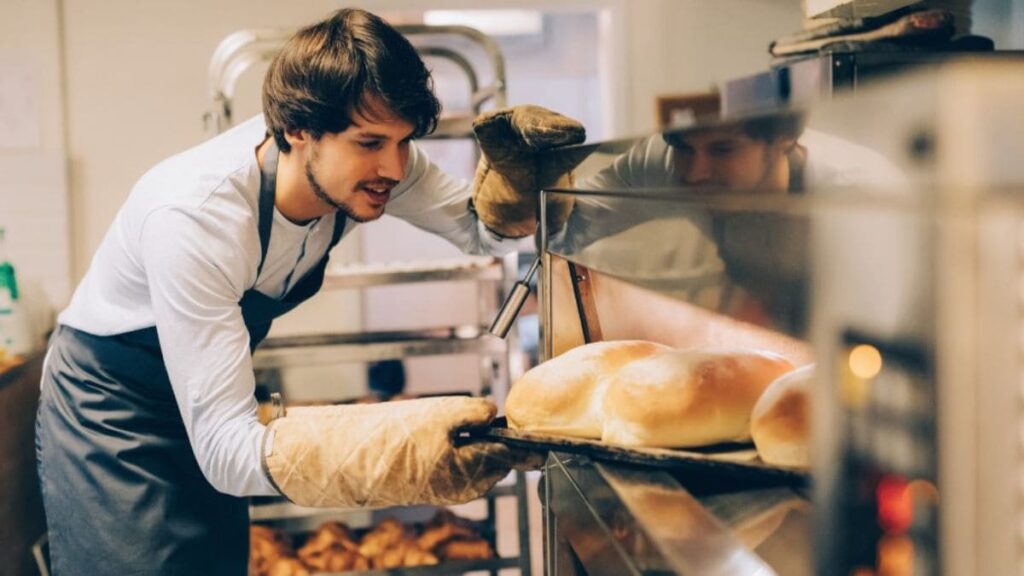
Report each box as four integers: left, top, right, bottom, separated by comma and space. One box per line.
244, 253, 530, 576
205, 24, 507, 138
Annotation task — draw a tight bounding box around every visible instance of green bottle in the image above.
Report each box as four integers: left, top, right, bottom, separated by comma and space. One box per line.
0, 227, 18, 302
0, 227, 32, 356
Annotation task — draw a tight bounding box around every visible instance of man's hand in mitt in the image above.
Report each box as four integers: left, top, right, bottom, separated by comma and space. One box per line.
262, 396, 530, 508
472, 105, 587, 238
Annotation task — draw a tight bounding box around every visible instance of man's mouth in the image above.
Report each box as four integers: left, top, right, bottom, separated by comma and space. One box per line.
360, 182, 395, 205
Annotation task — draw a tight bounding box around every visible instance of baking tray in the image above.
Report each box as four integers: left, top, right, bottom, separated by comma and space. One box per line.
462, 417, 810, 490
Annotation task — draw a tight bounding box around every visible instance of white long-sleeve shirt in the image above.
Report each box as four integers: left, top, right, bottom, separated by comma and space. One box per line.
59, 115, 516, 496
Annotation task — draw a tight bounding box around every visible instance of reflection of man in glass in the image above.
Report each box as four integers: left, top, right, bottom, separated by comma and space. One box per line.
578, 108, 911, 201
663, 116, 804, 193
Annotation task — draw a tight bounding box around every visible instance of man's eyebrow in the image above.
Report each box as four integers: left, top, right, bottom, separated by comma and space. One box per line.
353, 129, 416, 140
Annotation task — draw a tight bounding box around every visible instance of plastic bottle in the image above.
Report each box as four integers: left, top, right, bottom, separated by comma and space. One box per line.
0, 227, 34, 357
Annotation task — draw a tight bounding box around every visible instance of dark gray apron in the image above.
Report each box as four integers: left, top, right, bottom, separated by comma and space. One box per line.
35, 141, 345, 576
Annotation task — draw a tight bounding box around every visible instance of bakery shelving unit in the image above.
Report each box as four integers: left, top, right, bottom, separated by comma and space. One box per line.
206, 23, 532, 576
246, 257, 531, 576
205, 23, 506, 137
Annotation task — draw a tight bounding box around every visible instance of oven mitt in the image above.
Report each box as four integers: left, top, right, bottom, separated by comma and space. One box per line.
472, 105, 587, 238
262, 396, 532, 508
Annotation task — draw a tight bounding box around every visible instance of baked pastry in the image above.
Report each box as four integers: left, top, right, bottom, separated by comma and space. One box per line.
250, 525, 293, 576
505, 340, 672, 438
266, 557, 310, 576
322, 549, 370, 571
358, 517, 407, 558
371, 539, 439, 569
415, 516, 475, 545
296, 521, 363, 570
751, 364, 812, 467
602, 348, 794, 447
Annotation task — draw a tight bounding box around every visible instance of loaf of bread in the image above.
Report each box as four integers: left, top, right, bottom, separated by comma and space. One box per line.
505, 340, 672, 438
602, 348, 794, 447
751, 364, 812, 467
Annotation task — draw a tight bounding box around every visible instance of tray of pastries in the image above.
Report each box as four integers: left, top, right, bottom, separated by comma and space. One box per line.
250, 510, 499, 576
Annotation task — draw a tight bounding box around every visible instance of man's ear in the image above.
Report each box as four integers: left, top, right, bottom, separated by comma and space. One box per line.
284, 129, 310, 152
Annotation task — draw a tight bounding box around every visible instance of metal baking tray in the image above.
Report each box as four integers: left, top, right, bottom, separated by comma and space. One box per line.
463, 417, 809, 490
313, 557, 520, 576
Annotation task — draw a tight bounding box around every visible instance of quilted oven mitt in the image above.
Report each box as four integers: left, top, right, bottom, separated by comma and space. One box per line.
262, 396, 529, 508
472, 105, 587, 238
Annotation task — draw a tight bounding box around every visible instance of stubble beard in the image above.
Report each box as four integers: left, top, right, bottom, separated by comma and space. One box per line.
304, 151, 382, 224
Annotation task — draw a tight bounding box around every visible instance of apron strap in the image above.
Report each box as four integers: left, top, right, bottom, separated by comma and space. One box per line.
255, 138, 278, 278
257, 138, 347, 274
328, 209, 347, 249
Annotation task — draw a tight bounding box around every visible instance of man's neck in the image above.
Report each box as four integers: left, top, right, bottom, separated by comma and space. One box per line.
256, 137, 326, 225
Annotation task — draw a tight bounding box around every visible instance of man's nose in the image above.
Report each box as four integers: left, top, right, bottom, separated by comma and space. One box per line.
684, 152, 712, 185
378, 147, 405, 181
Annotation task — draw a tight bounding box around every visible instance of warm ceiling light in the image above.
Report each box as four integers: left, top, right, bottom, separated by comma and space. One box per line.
849, 344, 883, 380
423, 10, 544, 37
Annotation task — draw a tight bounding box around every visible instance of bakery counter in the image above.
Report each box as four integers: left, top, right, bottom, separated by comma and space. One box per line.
541, 452, 811, 576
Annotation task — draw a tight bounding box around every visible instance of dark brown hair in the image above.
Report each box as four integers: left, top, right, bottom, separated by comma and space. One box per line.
262, 8, 441, 152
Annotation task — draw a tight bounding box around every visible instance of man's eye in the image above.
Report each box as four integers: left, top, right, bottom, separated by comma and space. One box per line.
709, 145, 738, 156
358, 141, 383, 150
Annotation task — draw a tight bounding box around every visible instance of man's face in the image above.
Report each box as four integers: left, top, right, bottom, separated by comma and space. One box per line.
302, 105, 415, 223
668, 128, 787, 192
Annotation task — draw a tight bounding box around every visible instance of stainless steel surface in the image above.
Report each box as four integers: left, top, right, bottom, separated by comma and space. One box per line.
489, 257, 540, 339
252, 327, 505, 369
251, 483, 518, 521
323, 257, 502, 289
807, 61, 1024, 576
489, 283, 531, 339
476, 422, 808, 487
316, 557, 521, 575
544, 453, 793, 576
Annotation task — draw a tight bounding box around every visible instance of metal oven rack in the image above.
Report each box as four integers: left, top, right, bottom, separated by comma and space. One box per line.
205, 23, 531, 576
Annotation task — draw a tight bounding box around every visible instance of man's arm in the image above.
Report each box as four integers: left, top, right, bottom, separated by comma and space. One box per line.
139, 205, 278, 497
387, 106, 586, 254
384, 142, 520, 256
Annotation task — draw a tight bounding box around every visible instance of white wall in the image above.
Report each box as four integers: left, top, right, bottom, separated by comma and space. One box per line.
619, 0, 802, 134
0, 0, 70, 322
59, 0, 802, 282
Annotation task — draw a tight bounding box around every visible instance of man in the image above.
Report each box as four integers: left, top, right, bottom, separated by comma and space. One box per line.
36, 9, 581, 575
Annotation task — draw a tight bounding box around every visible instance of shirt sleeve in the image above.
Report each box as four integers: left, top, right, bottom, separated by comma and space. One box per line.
384, 142, 520, 256
559, 136, 677, 252
138, 204, 279, 497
